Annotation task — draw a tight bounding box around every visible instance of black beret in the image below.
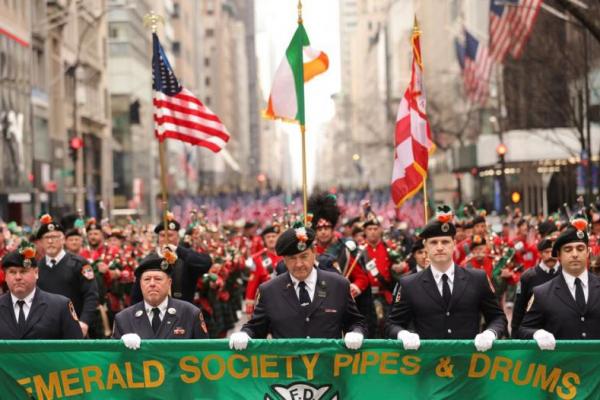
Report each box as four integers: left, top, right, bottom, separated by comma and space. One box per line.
275, 227, 315, 256
2, 248, 37, 269
154, 219, 181, 234
537, 220, 558, 238
65, 228, 82, 238
363, 217, 381, 229
134, 253, 174, 278
537, 238, 554, 252
36, 214, 63, 240
552, 226, 588, 257
420, 206, 456, 239
472, 215, 486, 226
261, 225, 280, 237
410, 238, 424, 253
86, 218, 102, 232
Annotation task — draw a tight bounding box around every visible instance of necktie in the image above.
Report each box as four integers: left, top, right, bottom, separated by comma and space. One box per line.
575, 278, 586, 313
151, 308, 161, 333
441, 274, 452, 307
16, 300, 26, 329
548, 269, 555, 276
50, 259, 57, 268
298, 281, 311, 306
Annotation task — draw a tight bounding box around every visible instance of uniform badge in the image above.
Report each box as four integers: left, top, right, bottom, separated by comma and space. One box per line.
577, 230, 585, 239
81, 265, 95, 280
395, 287, 402, 303
167, 307, 176, 315
441, 223, 450, 233
199, 313, 208, 334
297, 241, 307, 251
48, 224, 55, 231
487, 275, 495, 294
526, 294, 535, 312
173, 327, 186, 335
263, 257, 272, 268
160, 260, 169, 270
135, 310, 144, 317
68, 301, 79, 321
168, 222, 176, 230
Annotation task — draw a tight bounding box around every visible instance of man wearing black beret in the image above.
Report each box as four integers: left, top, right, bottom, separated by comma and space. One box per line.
229, 224, 367, 350
131, 212, 212, 304
112, 252, 209, 349
0, 243, 83, 339
511, 238, 560, 336
518, 216, 600, 348
385, 206, 507, 351
35, 214, 99, 337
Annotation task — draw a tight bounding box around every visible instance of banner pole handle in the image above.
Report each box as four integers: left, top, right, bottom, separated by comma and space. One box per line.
301, 125, 308, 225
423, 178, 428, 222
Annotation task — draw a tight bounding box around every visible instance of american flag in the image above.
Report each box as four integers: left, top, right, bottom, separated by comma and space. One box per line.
152, 33, 230, 152
489, 0, 543, 63
455, 30, 493, 105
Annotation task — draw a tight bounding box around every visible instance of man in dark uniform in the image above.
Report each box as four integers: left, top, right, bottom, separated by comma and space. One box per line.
518, 217, 600, 348
511, 238, 560, 336
131, 213, 212, 304
35, 214, 99, 337
229, 225, 367, 350
385, 206, 507, 351
0, 244, 83, 339
113, 254, 209, 349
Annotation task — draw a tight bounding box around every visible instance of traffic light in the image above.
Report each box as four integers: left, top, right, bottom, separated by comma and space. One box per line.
69, 136, 84, 162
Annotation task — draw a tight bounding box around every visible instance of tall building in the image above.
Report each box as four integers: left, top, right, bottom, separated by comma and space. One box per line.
0, 0, 33, 222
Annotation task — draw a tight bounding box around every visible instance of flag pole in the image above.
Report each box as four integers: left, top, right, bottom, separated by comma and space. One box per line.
297, 0, 308, 224
144, 11, 169, 231
423, 179, 428, 222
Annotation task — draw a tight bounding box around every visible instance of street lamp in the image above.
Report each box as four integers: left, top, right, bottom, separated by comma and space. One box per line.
490, 115, 507, 212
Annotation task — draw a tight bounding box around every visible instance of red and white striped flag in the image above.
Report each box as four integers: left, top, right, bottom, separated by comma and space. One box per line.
489, 0, 542, 63
152, 33, 230, 152
391, 22, 434, 207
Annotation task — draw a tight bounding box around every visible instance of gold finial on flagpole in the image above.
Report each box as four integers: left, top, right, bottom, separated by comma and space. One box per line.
297, 0, 303, 25
413, 15, 420, 33
143, 11, 165, 33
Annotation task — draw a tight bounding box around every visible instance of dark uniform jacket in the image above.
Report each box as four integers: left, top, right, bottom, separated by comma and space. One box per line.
242, 269, 366, 339
112, 297, 208, 339
511, 264, 561, 336
0, 289, 83, 339
385, 266, 507, 339
518, 272, 600, 340
131, 246, 212, 304
37, 252, 99, 325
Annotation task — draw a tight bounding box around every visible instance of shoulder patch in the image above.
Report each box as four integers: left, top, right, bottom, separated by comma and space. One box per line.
199, 312, 208, 335
81, 264, 95, 280
68, 301, 79, 321
255, 289, 261, 306
487, 275, 495, 294
395, 286, 402, 303
526, 294, 535, 312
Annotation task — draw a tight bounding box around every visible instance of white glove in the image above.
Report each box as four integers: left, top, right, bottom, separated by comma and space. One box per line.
121, 333, 141, 350
474, 330, 496, 352
344, 332, 364, 350
229, 331, 251, 351
533, 329, 556, 351
344, 240, 357, 252
397, 330, 420, 350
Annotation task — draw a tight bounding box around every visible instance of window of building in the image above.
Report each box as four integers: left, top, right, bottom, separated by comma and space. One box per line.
172, 41, 181, 56
205, 29, 214, 38
205, 77, 210, 87
205, 96, 211, 106
173, 3, 180, 18
204, 57, 210, 67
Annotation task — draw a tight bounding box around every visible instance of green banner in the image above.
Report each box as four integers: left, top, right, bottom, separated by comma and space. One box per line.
0, 339, 596, 399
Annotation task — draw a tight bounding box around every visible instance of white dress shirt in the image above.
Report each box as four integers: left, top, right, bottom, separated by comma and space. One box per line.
11, 288, 36, 321
45, 249, 66, 268
430, 264, 455, 296
290, 267, 317, 303
539, 261, 559, 274
562, 270, 589, 302
145, 297, 169, 324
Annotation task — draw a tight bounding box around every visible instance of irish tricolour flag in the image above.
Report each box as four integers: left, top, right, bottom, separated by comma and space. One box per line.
264, 24, 329, 126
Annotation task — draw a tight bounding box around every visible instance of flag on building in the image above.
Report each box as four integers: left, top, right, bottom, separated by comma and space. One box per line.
391, 22, 434, 207
263, 24, 329, 126
455, 29, 494, 105
489, 0, 543, 63
152, 33, 230, 152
